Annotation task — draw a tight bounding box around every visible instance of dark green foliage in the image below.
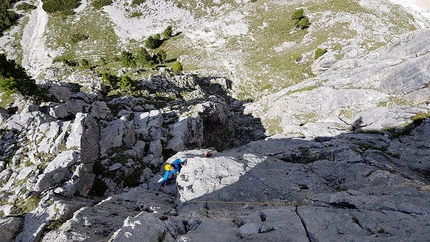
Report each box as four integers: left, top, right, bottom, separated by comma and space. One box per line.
102, 72, 119, 88
119, 75, 133, 91
137, 48, 151, 66
298, 17, 310, 29
16, 3, 37, 11
292, 8, 310, 29
63, 59, 78, 66
123, 167, 143, 188
99, 57, 106, 66
42, 0, 81, 14
80, 59, 90, 68
0, 0, 19, 35
91, 178, 108, 196
71, 33, 88, 43
0, 54, 41, 98
163, 25, 173, 39
91, 0, 112, 9
120, 51, 135, 67
156, 50, 167, 64
292, 9, 304, 20
145, 36, 156, 49
132, 0, 146, 5
157, 231, 166, 242
145, 35, 161, 49
315, 48, 327, 59
172, 61, 183, 74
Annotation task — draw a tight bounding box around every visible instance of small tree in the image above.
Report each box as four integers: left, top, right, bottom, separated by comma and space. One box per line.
156, 50, 167, 64
137, 48, 151, 66
163, 26, 173, 39
145, 36, 158, 49
292, 8, 310, 30
120, 51, 135, 67
172, 61, 183, 74
119, 75, 133, 91
298, 17, 310, 29
102, 73, 118, 88
292, 9, 304, 20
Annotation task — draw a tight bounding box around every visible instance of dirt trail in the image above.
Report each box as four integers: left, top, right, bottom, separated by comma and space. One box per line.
21, 0, 53, 79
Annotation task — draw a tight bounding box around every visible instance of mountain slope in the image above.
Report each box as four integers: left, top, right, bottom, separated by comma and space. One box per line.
0, 0, 429, 241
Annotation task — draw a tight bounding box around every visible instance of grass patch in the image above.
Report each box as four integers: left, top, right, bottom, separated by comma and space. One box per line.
46, 7, 119, 64
265, 117, 283, 135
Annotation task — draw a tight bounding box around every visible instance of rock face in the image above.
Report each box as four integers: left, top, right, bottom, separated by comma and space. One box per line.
0, 71, 265, 241
0, 3, 430, 242
246, 29, 430, 138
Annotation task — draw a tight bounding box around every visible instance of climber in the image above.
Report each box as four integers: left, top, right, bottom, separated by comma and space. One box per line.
158, 158, 185, 191
204, 150, 212, 158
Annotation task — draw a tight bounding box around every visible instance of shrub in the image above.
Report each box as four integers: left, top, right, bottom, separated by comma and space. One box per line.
163, 25, 173, 39
130, 11, 142, 18
102, 73, 118, 87
156, 50, 167, 64
292, 9, 304, 20
172, 61, 183, 74
292, 8, 310, 30
92, 0, 112, 9
81, 59, 90, 68
71, 33, 88, 43
16, 3, 37, 11
145, 36, 158, 49
120, 51, 135, 67
132, 0, 146, 5
119, 75, 133, 91
41, 0, 80, 14
91, 178, 108, 197
0, 54, 42, 98
137, 48, 151, 66
0, 0, 19, 35
315, 48, 327, 59
298, 17, 310, 29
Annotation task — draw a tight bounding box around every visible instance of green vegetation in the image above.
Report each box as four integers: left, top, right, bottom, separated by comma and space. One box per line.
163, 26, 173, 39
315, 48, 327, 59
172, 61, 183, 74
0, 54, 43, 101
132, 0, 146, 5
16, 3, 36, 11
265, 117, 283, 135
130, 11, 143, 18
71, 33, 89, 43
16, 195, 41, 214
158, 231, 166, 242
42, 0, 81, 14
292, 9, 310, 29
47, 7, 119, 65
352, 216, 360, 225
145, 35, 162, 49
0, 0, 19, 35
92, 0, 112, 10
91, 178, 108, 197
411, 111, 430, 124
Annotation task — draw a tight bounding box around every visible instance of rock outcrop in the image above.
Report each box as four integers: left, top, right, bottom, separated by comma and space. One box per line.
0, 2, 429, 242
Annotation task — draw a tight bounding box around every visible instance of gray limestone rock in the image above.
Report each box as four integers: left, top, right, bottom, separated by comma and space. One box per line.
0, 216, 24, 242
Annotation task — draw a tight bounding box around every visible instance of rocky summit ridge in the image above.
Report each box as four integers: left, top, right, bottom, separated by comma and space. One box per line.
0, 0, 430, 242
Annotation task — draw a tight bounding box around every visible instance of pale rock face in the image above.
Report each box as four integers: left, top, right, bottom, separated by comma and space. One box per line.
1, 4, 430, 242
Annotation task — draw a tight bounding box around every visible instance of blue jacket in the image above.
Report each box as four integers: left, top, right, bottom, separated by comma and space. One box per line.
161, 158, 183, 185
